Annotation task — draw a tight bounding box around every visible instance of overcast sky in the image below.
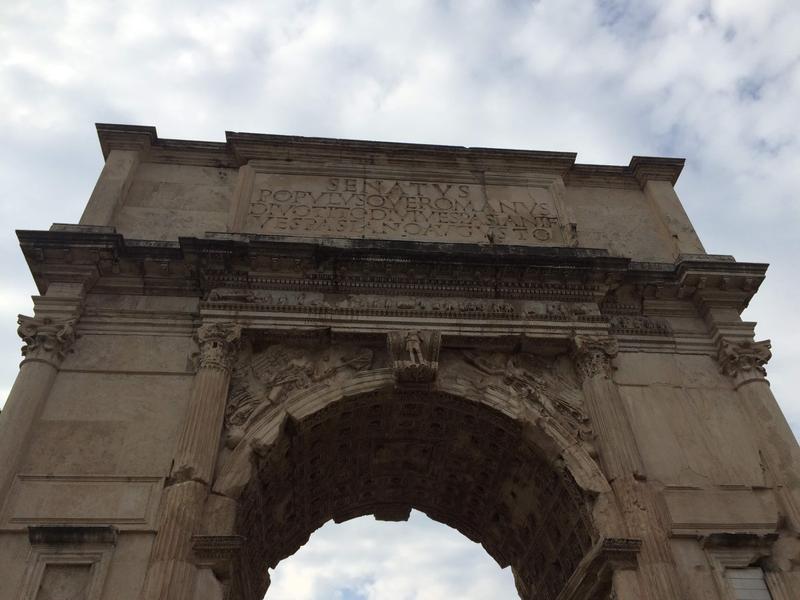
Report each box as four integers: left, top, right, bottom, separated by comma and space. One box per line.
1, 1, 799, 598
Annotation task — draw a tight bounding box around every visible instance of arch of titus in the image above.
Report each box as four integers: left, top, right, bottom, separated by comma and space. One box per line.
0, 124, 799, 600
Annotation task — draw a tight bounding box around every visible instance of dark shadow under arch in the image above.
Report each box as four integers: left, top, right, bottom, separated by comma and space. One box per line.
227, 387, 601, 600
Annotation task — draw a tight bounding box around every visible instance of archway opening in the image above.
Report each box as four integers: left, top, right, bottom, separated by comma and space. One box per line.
230, 388, 598, 599
266, 510, 519, 599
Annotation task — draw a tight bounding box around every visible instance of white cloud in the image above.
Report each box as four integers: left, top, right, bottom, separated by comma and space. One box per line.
267, 512, 517, 600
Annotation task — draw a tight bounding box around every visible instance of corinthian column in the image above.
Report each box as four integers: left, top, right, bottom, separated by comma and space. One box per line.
571, 335, 683, 600
0, 315, 77, 502
140, 322, 241, 600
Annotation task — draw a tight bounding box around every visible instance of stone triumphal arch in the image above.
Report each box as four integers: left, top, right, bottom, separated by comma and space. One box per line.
1, 124, 799, 599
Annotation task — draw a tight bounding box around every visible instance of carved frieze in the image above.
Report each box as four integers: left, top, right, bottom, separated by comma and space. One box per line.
204, 287, 602, 322
609, 315, 672, 336
195, 322, 242, 372
17, 314, 77, 364
570, 335, 619, 382
718, 339, 771, 379
387, 330, 441, 383
225, 340, 373, 447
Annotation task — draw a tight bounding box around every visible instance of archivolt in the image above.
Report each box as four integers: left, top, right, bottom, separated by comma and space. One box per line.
213, 369, 611, 600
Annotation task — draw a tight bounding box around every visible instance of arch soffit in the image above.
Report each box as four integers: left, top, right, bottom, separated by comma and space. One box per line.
212, 367, 610, 499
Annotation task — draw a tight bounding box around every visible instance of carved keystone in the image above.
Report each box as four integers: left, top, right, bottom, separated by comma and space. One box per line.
387, 330, 441, 383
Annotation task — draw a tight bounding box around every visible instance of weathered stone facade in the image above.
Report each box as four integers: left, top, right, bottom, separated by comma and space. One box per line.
0, 123, 798, 599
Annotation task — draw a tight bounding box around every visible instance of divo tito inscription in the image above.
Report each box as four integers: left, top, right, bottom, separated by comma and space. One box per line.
246, 175, 564, 244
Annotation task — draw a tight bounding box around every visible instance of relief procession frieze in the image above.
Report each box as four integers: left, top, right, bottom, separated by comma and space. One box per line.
245, 174, 568, 245
205, 288, 604, 322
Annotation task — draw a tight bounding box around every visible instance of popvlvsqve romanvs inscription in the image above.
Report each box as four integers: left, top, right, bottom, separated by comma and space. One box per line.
246, 175, 565, 244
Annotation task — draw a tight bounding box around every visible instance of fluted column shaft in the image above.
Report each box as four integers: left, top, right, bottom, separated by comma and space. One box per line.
0, 315, 77, 503
140, 322, 240, 600
572, 335, 683, 600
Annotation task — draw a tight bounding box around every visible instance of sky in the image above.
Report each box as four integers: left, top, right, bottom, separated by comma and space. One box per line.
1, 0, 799, 598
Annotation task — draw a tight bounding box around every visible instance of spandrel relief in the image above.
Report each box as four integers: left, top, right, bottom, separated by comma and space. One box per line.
441, 348, 592, 448
225, 339, 374, 447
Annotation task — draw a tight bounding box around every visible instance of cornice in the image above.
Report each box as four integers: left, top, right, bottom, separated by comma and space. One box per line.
94, 124, 686, 189
17, 229, 767, 319
629, 156, 685, 187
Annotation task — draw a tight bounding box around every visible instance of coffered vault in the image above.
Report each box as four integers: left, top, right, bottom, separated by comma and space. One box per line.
0, 124, 797, 600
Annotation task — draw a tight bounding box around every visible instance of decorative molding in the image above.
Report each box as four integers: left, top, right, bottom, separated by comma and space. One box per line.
570, 335, 619, 382
196, 322, 242, 372
192, 534, 244, 581
17, 314, 78, 365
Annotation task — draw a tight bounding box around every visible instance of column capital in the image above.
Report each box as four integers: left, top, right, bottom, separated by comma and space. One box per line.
17, 314, 77, 366
570, 335, 619, 382
718, 338, 771, 386
195, 322, 242, 372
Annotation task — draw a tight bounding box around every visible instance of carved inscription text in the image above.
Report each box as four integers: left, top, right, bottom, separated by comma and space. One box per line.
247, 175, 564, 244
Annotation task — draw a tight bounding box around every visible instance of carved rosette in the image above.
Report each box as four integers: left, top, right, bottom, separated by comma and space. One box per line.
570, 335, 619, 382
195, 322, 242, 372
17, 314, 77, 365
718, 339, 771, 381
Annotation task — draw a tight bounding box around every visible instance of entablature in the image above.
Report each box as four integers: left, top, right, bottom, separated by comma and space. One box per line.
17, 228, 767, 354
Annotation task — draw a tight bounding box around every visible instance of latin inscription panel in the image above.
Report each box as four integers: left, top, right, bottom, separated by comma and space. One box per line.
245, 174, 566, 245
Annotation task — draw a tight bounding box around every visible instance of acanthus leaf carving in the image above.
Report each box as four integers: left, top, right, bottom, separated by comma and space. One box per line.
17, 314, 78, 364
570, 335, 619, 382
387, 330, 441, 383
718, 338, 771, 380
225, 340, 374, 448
195, 322, 242, 372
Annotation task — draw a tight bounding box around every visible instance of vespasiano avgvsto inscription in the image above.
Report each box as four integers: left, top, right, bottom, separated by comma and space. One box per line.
247, 175, 564, 243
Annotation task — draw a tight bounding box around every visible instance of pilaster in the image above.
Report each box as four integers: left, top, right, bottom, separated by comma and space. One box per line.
0, 269, 89, 504
571, 334, 684, 600
717, 337, 800, 532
